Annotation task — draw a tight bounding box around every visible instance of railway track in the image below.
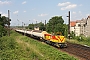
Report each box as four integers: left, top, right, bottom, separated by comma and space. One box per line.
29, 34, 90, 60
16, 31, 90, 60
61, 42, 90, 60
26, 33, 90, 60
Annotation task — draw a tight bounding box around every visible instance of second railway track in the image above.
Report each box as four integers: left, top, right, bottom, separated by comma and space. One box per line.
61, 42, 90, 60
25, 33, 90, 60
16, 30, 90, 60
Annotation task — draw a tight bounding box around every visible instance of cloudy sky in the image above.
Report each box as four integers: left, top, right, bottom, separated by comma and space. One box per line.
0, 0, 90, 26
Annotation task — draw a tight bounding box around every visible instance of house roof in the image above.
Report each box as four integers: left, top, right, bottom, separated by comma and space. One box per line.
70, 21, 76, 27
76, 19, 87, 23
76, 20, 81, 23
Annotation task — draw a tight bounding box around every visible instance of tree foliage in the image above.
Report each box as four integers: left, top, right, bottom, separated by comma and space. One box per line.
0, 15, 11, 37
28, 22, 45, 31
28, 23, 34, 30
37, 22, 45, 31
46, 16, 66, 35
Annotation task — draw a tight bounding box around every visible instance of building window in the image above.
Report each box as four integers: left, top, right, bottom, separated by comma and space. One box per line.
78, 24, 81, 27
83, 24, 86, 27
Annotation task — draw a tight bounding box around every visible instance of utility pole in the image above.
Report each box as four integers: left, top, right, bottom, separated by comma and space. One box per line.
22, 22, 23, 28
24, 23, 25, 36
45, 20, 46, 30
67, 11, 70, 40
8, 10, 10, 36
0, 14, 1, 18
36, 21, 37, 24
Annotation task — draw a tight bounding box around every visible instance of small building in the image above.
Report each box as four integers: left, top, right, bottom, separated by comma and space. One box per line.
70, 16, 90, 37
34, 26, 39, 30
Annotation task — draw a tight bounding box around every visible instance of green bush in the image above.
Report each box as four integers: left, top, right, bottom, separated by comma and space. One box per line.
0, 25, 7, 37
86, 37, 90, 42
75, 35, 86, 42
0, 36, 17, 50
70, 31, 75, 39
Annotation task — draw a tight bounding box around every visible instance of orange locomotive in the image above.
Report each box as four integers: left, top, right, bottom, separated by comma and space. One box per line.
44, 33, 67, 48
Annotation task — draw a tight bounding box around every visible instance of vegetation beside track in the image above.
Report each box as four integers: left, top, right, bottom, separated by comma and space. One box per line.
66, 37, 90, 46
0, 31, 77, 60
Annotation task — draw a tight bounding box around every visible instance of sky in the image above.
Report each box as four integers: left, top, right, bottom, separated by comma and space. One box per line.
0, 0, 90, 26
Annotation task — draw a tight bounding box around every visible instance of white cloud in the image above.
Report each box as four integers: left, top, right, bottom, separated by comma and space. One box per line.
22, 1, 27, 4
23, 11, 26, 13
0, 1, 11, 5
58, 2, 70, 6
58, 2, 77, 10
72, 11, 76, 14
0, 11, 8, 17
13, 11, 19, 14
38, 13, 48, 17
61, 4, 77, 10
2, 13, 8, 17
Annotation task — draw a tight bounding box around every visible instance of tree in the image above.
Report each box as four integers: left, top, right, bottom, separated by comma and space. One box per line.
37, 22, 45, 31
0, 25, 7, 37
0, 16, 11, 27
0, 15, 10, 37
63, 24, 68, 37
28, 22, 45, 31
28, 23, 34, 30
46, 16, 65, 35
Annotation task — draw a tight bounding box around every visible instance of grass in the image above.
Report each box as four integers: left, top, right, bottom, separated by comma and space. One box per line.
66, 38, 90, 46
0, 30, 78, 60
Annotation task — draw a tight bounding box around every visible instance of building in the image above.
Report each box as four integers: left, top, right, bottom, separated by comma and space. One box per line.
70, 20, 81, 36
70, 16, 90, 37
70, 21, 76, 32
84, 16, 90, 37
34, 26, 39, 30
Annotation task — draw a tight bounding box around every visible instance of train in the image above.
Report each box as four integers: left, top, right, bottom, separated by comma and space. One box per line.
15, 29, 67, 48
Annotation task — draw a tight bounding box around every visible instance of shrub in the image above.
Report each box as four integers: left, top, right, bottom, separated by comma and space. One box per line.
86, 37, 90, 42
70, 31, 75, 39
0, 36, 17, 50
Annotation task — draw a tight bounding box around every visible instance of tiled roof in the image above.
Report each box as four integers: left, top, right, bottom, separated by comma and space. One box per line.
70, 21, 76, 27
